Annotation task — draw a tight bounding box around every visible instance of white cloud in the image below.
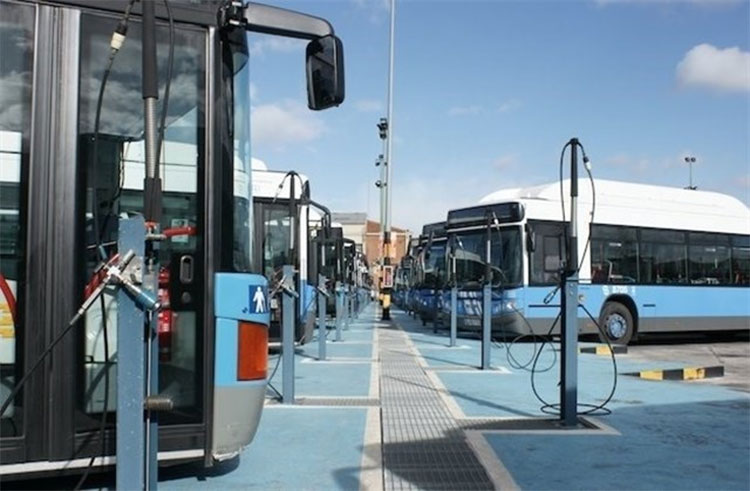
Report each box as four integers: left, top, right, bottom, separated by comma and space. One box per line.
352, 0, 390, 24
676, 44, 750, 92
498, 99, 522, 113
389, 173, 525, 232
448, 105, 482, 116
251, 100, 326, 146
354, 99, 383, 112
249, 36, 306, 58
249, 82, 258, 102
492, 154, 519, 170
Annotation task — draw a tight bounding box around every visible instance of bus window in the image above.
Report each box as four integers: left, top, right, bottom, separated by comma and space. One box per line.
76, 14, 206, 430
0, 1, 34, 434
528, 221, 565, 286
258, 204, 292, 280
731, 235, 750, 285
230, 26, 252, 273
453, 232, 488, 287
688, 233, 731, 285
489, 227, 522, 287
639, 229, 688, 284
591, 225, 638, 284
423, 243, 446, 288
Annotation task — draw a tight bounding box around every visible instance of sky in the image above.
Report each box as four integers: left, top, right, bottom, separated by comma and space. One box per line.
247, 0, 750, 234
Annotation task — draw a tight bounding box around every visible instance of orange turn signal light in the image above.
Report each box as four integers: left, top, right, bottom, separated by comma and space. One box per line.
238, 321, 268, 381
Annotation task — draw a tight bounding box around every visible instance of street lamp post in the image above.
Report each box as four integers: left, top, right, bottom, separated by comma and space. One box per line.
377, 118, 390, 319
685, 156, 697, 190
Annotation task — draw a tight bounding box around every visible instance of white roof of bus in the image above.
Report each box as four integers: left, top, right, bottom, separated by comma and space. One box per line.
478, 179, 750, 235
252, 168, 309, 199
251, 158, 268, 171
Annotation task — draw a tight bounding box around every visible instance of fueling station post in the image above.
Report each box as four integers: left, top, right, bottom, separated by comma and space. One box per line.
560, 138, 581, 426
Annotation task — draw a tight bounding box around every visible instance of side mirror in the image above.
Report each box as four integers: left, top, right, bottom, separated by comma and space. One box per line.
306, 35, 345, 110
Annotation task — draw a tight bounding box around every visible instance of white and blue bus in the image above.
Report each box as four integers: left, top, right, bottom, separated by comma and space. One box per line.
251, 164, 317, 343
441, 179, 750, 344
414, 222, 448, 326
0, 0, 344, 479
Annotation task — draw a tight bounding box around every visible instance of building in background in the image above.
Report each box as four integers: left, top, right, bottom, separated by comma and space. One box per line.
332, 212, 411, 284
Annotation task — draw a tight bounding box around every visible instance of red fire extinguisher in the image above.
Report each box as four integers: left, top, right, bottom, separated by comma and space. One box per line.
158, 266, 173, 362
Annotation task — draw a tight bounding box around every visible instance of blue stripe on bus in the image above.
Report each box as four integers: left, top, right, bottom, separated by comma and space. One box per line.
438, 285, 750, 319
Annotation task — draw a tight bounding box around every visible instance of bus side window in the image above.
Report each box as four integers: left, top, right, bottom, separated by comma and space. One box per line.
528, 221, 565, 286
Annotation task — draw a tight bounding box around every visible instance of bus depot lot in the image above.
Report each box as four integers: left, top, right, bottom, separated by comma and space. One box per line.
622, 332, 749, 393
156, 307, 747, 491
10, 305, 749, 490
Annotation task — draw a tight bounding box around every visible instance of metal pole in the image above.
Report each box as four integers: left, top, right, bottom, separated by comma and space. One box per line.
385, 0, 395, 235
381, 0, 396, 321
141, 0, 161, 224
318, 274, 327, 361
116, 217, 146, 491
450, 286, 457, 348
481, 220, 492, 369
481, 283, 491, 370
344, 284, 350, 329
282, 264, 295, 404
561, 138, 580, 426
379, 153, 385, 238
335, 281, 343, 341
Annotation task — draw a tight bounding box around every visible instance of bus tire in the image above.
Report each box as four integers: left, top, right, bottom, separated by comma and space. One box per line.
599, 302, 634, 345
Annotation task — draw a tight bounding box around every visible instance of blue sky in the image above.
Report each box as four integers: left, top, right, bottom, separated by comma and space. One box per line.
248, 0, 750, 233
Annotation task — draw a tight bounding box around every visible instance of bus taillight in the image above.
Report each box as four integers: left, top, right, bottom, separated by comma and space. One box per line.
238, 321, 268, 381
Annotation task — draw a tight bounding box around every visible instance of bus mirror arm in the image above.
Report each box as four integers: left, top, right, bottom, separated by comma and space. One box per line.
230, 2, 334, 39
308, 199, 332, 238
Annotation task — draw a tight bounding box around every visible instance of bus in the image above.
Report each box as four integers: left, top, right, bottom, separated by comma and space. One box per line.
251, 165, 316, 343
393, 252, 414, 310
404, 237, 423, 315
440, 179, 750, 344
413, 222, 448, 327
0, 0, 344, 479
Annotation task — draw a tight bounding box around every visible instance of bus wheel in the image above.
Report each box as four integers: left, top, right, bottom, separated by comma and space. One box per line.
599, 302, 634, 345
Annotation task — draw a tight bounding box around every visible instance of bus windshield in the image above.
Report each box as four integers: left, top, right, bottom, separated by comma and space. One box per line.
453, 226, 522, 288
230, 30, 252, 272
421, 242, 446, 288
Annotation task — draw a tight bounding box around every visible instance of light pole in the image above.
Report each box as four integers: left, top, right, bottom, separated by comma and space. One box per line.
377, 118, 390, 319
684, 156, 697, 190
379, 0, 396, 321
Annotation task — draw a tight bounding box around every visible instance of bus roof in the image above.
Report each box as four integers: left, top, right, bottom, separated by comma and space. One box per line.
252, 169, 309, 200
478, 179, 750, 235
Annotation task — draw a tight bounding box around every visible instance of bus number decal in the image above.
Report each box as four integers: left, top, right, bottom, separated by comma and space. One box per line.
602, 285, 636, 296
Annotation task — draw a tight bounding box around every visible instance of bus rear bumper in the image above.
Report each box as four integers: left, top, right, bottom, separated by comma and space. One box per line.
211, 379, 266, 462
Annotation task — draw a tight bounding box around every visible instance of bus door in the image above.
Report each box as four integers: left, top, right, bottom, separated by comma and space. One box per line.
74, 9, 208, 458
1, 2, 211, 467
0, 0, 36, 464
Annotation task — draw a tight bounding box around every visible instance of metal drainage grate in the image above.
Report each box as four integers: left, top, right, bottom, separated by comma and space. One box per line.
296, 397, 380, 407
379, 315, 496, 491
457, 417, 601, 432
265, 397, 380, 407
